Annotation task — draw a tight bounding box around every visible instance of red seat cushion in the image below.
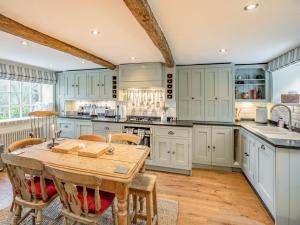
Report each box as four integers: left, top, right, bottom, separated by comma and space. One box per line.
27, 177, 57, 201
77, 187, 115, 215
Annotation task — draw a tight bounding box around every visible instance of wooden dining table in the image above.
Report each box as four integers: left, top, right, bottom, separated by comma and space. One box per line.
12, 139, 150, 225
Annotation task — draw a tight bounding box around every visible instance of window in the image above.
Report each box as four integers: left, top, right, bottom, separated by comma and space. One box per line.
0, 79, 54, 120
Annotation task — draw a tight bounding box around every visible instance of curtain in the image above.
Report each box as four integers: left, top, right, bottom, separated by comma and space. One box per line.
268, 46, 300, 72
0, 59, 56, 84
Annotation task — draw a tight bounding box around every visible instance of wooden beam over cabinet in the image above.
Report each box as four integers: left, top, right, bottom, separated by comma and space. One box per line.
0, 14, 116, 70
123, 0, 175, 67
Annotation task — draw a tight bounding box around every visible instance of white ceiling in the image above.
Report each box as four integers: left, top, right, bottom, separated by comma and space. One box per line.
148, 0, 300, 65
0, 0, 299, 70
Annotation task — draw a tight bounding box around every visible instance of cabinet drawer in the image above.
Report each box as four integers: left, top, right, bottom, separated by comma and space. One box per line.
93, 122, 122, 133
155, 127, 191, 138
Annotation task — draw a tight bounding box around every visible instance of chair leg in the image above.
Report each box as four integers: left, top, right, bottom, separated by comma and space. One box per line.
12, 204, 22, 225
153, 184, 158, 225
36, 209, 42, 225
133, 195, 138, 224
111, 199, 118, 225
145, 193, 152, 225
138, 196, 145, 213
31, 209, 36, 225
63, 217, 68, 225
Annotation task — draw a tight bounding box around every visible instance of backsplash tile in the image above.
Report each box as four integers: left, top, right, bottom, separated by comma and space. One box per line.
236, 102, 300, 128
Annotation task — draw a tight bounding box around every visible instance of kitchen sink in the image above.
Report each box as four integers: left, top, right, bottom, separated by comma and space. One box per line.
244, 125, 300, 141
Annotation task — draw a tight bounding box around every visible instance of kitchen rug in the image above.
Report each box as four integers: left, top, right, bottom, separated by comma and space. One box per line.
0, 197, 178, 225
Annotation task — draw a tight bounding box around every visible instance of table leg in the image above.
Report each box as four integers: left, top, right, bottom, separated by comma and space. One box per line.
116, 184, 129, 225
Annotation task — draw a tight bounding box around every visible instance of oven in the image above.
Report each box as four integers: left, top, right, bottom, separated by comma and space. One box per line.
122, 124, 153, 160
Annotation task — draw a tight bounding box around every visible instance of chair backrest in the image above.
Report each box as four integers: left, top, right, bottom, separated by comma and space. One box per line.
110, 133, 140, 145
45, 165, 103, 216
29, 111, 59, 140
79, 134, 106, 142
1, 153, 48, 202
6, 138, 43, 153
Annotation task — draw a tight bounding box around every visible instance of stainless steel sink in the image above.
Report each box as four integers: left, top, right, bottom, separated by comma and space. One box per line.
244, 125, 300, 141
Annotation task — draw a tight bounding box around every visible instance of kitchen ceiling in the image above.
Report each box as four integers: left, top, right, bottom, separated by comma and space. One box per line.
0, 0, 299, 70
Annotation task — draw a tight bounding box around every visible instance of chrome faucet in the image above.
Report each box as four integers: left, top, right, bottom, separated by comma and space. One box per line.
270, 104, 292, 131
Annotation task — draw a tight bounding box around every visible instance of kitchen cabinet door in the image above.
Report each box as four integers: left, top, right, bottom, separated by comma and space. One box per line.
241, 132, 250, 175
204, 68, 218, 121
211, 126, 233, 166
56, 72, 65, 114
100, 71, 113, 99
154, 136, 171, 165
177, 69, 191, 120
64, 72, 76, 99
76, 73, 88, 98
193, 126, 212, 165
216, 68, 233, 122
248, 137, 257, 185
87, 71, 101, 98
57, 119, 75, 138
171, 139, 189, 169
191, 68, 205, 120
75, 120, 93, 138
257, 142, 275, 214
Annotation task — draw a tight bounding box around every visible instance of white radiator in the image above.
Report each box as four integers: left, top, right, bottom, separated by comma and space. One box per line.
0, 128, 33, 150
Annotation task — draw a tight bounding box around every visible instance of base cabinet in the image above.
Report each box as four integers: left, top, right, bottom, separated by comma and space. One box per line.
153, 127, 192, 171
240, 128, 275, 217
92, 122, 122, 137
57, 118, 75, 138
75, 120, 93, 138
193, 126, 233, 167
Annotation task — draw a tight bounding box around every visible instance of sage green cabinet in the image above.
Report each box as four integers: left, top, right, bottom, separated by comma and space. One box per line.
64, 71, 88, 99
87, 70, 112, 99
177, 68, 205, 120
177, 65, 234, 122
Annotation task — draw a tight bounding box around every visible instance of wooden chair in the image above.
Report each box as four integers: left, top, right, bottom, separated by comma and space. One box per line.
45, 165, 117, 225
1, 153, 59, 225
29, 111, 59, 141
6, 138, 43, 153
128, 174, 158, 225
79, 134, 106, 142
110, 133, 141, 145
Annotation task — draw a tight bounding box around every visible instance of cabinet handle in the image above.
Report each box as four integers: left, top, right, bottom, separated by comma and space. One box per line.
191, 97, 195, 100
212, 146, 216, 149
76, 85, 79, 87
167, 151, 171, 154
172, 151, 175, 154
71, 84, 74, 87
261, 145, 265, 150
244, 152, 249, 157
168, 131, 174, 135
97, 84, 100, 87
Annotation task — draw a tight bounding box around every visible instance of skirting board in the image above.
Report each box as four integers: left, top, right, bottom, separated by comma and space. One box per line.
145, 165, 192, 176
192, 163, 235, 172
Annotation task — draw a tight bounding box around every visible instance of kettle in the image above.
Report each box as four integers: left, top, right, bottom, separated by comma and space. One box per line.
255, 106, 268, 123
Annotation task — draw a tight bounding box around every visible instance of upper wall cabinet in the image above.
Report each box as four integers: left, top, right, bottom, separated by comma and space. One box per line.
60, 69, 116, 100
234, 64, 269, 102
177, 65, 234, 122
119, 63, 163, 89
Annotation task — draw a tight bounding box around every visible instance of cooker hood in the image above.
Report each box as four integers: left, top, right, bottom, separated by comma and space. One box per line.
119, 63, 163, 89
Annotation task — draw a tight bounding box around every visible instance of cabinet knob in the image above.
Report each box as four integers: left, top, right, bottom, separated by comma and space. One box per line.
191, 97, 195, 100
261, 145, 265, 150
244, 152, 249, 157
172, 151, 175, 154
167, 151, 171, 154
101, 84, 105, 87
213, 146, 216, 149
168, 131, 175, 135
97, 84, 100, 87
208, 146, 210, 148
215, 97, 218, 100
71, 84, 74, 87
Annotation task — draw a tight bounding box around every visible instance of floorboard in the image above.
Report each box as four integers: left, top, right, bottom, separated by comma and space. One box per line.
0, 169, 274, 225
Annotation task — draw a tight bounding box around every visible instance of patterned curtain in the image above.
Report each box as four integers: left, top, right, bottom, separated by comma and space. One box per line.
268, 46, 300, 72
0, 59, 56, 84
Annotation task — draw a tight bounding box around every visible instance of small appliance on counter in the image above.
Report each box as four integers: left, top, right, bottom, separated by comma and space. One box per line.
255, 106, 268, 123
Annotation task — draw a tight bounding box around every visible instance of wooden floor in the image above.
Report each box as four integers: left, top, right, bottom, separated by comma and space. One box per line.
0, 169, 274, 225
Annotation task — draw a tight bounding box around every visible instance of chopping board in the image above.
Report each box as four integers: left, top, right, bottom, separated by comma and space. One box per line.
77, 142, 109, 158
52, 140, 80, 154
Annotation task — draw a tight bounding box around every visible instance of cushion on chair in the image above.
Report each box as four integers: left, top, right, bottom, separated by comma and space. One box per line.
27, 177, 57, 201
77, 187, 115, 215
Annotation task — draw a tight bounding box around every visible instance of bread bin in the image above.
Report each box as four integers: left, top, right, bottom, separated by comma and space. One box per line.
255, 106, 268, 123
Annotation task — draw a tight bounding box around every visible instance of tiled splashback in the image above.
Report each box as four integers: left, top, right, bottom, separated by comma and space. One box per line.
236, 102, 300, 128
65, 100, 116, 115
120, 89, 176, 117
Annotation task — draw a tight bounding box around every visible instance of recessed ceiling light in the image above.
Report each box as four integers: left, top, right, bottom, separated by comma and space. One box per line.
244, 3, 259, 11
131, 56, 136, 60
20, 40, 28, 46
81, 61, 85, 64
219, 48, 227, 54
91, 30, 100, 36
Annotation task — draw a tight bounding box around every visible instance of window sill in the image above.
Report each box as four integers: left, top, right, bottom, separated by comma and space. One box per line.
0, 117, 30, 126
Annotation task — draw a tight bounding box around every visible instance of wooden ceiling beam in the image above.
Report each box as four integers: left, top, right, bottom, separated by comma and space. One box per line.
0, 14, 116, 70
123, 0, 175, 67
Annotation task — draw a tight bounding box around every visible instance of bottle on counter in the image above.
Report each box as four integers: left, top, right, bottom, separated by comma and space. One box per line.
278, 117, 284, 128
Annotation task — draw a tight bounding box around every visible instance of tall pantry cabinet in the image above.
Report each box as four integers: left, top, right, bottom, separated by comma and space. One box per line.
176, 64, 234, 122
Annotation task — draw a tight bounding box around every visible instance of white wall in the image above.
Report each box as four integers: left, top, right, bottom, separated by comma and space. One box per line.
272, 62, 300, 103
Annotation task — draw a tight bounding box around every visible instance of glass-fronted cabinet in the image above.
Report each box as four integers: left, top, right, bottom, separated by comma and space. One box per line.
234, 64, 269, 102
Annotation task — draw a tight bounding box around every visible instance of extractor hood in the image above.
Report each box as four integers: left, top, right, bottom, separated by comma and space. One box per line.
119, 63, 163, 89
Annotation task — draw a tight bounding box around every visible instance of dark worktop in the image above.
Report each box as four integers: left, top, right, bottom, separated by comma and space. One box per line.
58, 115, 300, 149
